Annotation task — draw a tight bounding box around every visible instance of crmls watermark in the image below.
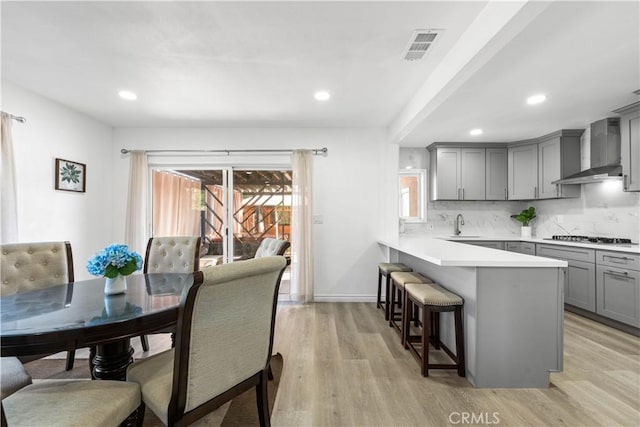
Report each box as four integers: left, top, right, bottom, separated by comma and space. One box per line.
448, 412, 501, 425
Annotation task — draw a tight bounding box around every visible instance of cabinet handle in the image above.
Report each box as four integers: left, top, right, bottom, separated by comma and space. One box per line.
534, 186, 538, 198
623, 175, 629, 190
505, 188, 508, 200
462, 188, 465, 200
605, 255, 633, 263
606, 269, 629, 278
556, 184, 560, 197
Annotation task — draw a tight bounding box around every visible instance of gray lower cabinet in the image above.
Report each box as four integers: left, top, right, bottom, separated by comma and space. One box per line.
595, 250, 640, 327
459, 241, 505, 250
505, 241, 535, 255
566, 260, 596, 311
536, 244, 596, 311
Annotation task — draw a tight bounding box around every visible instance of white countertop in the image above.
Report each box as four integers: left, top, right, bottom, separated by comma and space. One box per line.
441, 235, 640, 254
379, 237, 567, 268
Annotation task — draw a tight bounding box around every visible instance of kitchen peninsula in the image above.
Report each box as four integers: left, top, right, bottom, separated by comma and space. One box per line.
378, 237, 567, 388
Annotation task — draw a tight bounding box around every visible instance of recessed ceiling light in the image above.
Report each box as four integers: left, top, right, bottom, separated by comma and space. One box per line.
469, 128, 483, 136
314, 91, 330, 101
118, 90, 137, 101
526, 94, 546, 105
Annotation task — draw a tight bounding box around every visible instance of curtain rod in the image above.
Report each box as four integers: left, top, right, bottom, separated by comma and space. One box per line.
120, 147, 328, 156
2, 112, 27, 123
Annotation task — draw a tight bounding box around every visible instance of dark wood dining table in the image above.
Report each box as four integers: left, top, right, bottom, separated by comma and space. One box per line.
0, 273, 196, 380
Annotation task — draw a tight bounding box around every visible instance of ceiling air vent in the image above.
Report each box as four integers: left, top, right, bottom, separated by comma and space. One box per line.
403, 30, 440, 62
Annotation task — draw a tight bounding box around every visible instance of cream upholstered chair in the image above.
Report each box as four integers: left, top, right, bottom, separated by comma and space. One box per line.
139, 236, 201, 351
0, 241, 77, 371
1, 379, 143, 426
254, 238, 290, 258
0, 357, 32, 400
127, 256, 287, 427
143, 236, 202, 275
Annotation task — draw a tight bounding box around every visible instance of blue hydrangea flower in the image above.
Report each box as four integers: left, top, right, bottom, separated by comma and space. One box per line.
86, 244, 143, 277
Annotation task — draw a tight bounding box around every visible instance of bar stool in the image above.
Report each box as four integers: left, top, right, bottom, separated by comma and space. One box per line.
403, 282, 465, 377
388, 272, 433, 337
377, 263, 412, 321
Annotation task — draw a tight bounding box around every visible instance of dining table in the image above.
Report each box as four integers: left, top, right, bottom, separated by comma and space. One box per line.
1, 273, 197, 381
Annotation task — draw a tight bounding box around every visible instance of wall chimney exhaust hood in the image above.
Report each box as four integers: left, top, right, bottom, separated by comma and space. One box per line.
552, 118, 621, 185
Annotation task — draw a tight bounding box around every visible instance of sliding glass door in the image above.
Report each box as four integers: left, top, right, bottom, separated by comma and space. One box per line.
151, 167, 291, 268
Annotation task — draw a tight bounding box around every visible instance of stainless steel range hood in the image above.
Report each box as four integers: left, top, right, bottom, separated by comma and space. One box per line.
552, 117, 621, 185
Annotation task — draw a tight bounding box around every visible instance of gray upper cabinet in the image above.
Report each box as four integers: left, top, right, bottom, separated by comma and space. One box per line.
434, 147, 461, 200
537, 132, 581, 199
614, 102, 640, 192
508, 143, 537, 200
486, 148, 508, 200
428, 145, 487, 200
508, 130, 582, 200
461, 148, 486, 200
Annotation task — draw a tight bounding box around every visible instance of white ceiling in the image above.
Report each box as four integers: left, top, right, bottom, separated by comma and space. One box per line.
1, 1, 639, 146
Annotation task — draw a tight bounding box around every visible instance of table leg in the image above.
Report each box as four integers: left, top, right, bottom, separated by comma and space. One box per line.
91, 339, 134, 381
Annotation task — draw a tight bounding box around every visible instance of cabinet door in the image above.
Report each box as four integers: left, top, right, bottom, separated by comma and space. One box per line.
565, 260, 596, 311
621, 111, 640, 192
462, 241, 505, 250
520, 242, 535, 255
508, 144, 537, 200
461, 148, 485, 200
538, 137, 561, 199
504, 242, 521, 252
486, 148, 508, 200
436, 148, 461, 200
596, 266, 640, 326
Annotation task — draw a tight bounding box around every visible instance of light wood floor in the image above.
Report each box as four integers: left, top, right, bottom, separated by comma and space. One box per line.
49, 302, 640, 426
270, 303, 640, 427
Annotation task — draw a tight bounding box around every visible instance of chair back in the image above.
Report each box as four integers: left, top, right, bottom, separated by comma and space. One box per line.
169, 256, 287, 422
0, 242, 74, 297
143, 236, 201, 274
254, 238, 290, 258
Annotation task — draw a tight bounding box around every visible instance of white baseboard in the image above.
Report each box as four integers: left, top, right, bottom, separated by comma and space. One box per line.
313, 294, 377, 303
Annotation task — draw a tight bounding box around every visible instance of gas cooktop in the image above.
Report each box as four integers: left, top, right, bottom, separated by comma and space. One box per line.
545, 235, 636, 245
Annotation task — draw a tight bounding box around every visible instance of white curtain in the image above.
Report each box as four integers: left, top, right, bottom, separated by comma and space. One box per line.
291, 150, 313, 303
152, 171, 200, 237
0, 113, 19, 243
125, 151, 149, 254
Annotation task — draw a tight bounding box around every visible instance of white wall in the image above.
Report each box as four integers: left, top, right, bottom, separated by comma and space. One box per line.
112, 127, 389, 301
2, 81, 115, 280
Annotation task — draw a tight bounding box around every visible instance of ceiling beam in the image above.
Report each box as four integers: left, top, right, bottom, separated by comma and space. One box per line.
388, 0, 551, 145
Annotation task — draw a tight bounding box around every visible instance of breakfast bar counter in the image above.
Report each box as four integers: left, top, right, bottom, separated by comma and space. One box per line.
378, 237, 567, 388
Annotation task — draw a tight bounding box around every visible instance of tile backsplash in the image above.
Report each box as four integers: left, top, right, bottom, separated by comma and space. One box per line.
406, 182, 639, 239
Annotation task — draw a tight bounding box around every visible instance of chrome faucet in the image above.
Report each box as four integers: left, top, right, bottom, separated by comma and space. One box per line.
454, 214, 465, 236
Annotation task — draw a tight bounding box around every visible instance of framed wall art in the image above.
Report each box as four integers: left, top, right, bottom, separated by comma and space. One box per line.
55, 158, 86, 193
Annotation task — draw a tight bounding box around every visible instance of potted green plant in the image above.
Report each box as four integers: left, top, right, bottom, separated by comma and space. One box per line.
511, 206, 536, 238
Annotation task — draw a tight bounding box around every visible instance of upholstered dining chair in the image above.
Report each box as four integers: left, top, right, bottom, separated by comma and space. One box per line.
139, 236, 201, 351
0, 241, 77, 371
1, 378, 143, 426
254, 238, 290, 259
126, 256, 287, 427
